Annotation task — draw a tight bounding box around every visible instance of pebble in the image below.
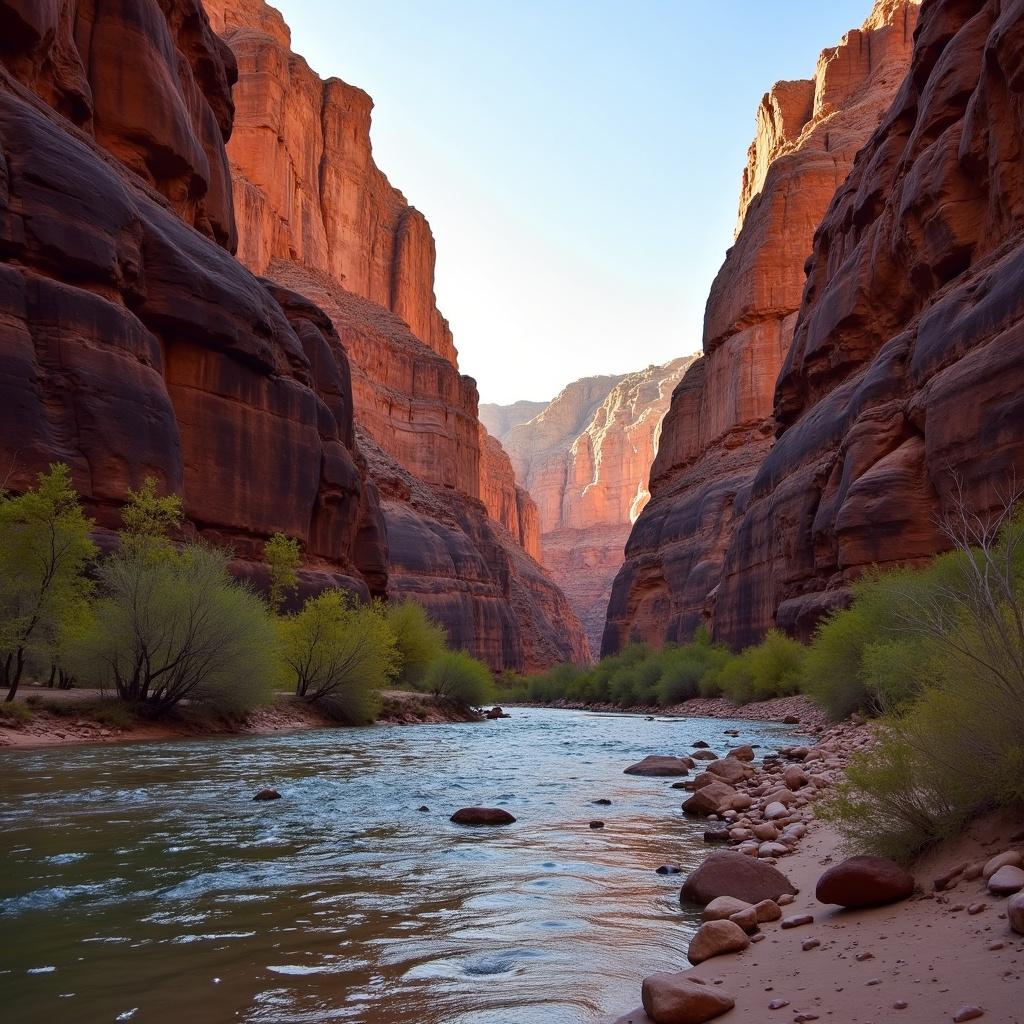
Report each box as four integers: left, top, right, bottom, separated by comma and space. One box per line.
968, 903, 986, 915
780, 914, 814, 929
855, 952, 875, 961
801, 939, 820, 951
953, 1007, 985, 1022
894, 1000, 909, 1010
768, 998, 789, 1009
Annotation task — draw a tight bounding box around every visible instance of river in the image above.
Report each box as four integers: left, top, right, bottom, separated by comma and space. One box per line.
0, 707, 804, 1023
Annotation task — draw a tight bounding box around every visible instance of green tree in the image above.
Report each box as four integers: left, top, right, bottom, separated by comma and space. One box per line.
386, 600, 446, 687
277, 590, 399, 722
120, 477, 183, 551
424, 650, 493, 707
0, 465, 97, 701
265, 533, 302, 613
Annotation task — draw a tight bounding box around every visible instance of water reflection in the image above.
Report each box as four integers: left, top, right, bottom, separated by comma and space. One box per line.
0, 708, 803, 1023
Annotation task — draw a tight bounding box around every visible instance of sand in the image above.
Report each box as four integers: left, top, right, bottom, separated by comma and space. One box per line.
611, 804, 1024, 1023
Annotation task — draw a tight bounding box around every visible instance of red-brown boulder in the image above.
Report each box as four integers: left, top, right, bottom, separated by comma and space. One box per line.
816, 856, 915, 908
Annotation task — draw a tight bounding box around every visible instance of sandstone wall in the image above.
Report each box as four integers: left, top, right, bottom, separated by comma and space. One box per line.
0, 0, 385, 598
485, 358, 694, 653
207, 0, 589, 667
604, 0, 921, 654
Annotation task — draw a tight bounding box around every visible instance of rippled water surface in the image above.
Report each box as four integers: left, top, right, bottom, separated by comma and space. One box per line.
0, 708, 804, 1023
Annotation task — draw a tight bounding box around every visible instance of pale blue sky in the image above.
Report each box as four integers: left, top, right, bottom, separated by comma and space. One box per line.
274, 0, 871, 404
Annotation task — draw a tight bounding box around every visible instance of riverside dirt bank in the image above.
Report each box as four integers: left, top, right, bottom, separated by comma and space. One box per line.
0, 689, 482, 749
608, 718, 1024, 1024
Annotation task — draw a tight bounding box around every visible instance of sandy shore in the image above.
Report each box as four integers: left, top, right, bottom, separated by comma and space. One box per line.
0, 688, 483, 749
610, 727, 1024, 1024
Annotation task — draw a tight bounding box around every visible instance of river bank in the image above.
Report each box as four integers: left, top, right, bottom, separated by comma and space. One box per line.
609, 716, 1024, 1023
0, 687, 482, 749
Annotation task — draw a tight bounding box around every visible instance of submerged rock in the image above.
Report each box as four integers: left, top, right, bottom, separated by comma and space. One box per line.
450, 807, 516, 826
253, 789, 282, 801
624, 755, 692, 777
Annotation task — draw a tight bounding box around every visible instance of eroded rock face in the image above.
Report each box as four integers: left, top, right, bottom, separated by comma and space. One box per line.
0, 0, 384, 598
208, 0, 589, 668
604, 0, 921, 653
483, 358, 695, 653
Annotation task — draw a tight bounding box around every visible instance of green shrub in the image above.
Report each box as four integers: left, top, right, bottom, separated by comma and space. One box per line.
278, 590, 399, 723
265, 533, 302, 612
386, 600, 447, 688
424, 651, 493, 707
0, 465, 97, 702
0, 701, 32, 725
79, 543, 275, 716
745, 630, 806, 700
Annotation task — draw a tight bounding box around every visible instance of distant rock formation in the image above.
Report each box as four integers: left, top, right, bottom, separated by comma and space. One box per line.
0, 0, 385, 599
483, 358, 695, 653
605, 0, 923, 653
206, 0, 589, 667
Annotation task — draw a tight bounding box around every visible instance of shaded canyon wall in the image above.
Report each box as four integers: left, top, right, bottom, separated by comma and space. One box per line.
604, 0, 924, 652
205, 0, 588, 668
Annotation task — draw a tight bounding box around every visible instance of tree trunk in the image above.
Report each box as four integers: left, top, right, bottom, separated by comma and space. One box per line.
5, 648, 25, 702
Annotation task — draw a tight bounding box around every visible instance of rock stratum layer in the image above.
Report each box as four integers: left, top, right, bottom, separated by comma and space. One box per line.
608, 0, 1024, 652
0, 0, 385, 599
205, 0, 587, 668
482, 358, 695, 653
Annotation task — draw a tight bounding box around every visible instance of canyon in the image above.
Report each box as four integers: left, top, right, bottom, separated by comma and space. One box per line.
602, 0, 1020, 652
0, 0, 587, 671
483, 358, 695, 653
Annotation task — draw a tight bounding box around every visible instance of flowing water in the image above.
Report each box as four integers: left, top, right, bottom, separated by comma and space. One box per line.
0, 707, 805, 1024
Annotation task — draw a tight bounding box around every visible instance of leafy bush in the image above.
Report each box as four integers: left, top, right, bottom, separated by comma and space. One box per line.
386, 600, 447, 687
817, 495, 1024, 859
265, 533, 302, 612
424, 651, 493, 707
278, 590, 399, 723
0, 700, 32, 725
0, 465, 97, 701
80, 543, 275, 716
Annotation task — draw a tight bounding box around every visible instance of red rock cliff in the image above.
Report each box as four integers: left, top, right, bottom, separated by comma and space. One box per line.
0, 0, 385, 598
604, 0, 921, 653
206, 0, 589, 668
483, 358, 695, 654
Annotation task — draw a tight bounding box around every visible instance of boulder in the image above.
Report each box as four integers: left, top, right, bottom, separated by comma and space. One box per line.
624, 755, 692, 777
983, 850, 1023, 879
641, 972, 735, 1024
816, 856, 915, 908
753, 899, 782, 923
764, 801, 790, 820
450, 807, 516, 825
253, 788, 282, 801
727, 744, 755, 762
1008, 892, 1024, 935
783, 766, 808, 790
702, 896, 752, 921
681, 851, 798, 906
987, 865, 1024, 896
687, 919, 750, 964
705, 757, 753, 785
691, 750, 718, 761
728, 906, 759, 933
682, 782, 738, 817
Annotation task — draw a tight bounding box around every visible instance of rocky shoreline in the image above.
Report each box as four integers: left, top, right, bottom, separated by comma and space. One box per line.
610, 717, 1024, 1023
526, 694, 829, 730
0, 689, 483, 750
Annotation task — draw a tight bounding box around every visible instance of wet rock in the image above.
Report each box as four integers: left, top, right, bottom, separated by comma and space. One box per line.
1007, 892, 1024, 934
691, 749, 718, 761
693, 741, 710, 748
657, 864, 683, 875
705, 757, 754, 785
816, 856, 915, 908
682, 782, 739, 817
704, 827, 731, 844
625, 755, 692, 777
589, 820, 605, 829
681, 851, 798, 906
417, 805, 430, 812
727, 744, 755, 762
593, 798, 613, 805
783, 715, 800, 725
253, 789, 282, 801
450, 807, 516, 825
986, 865, 1024, 896
641, 971, 735, 1023
687, 919, 751, 965
485, 706, 510, 719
